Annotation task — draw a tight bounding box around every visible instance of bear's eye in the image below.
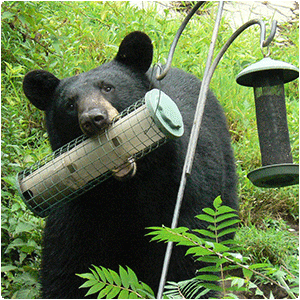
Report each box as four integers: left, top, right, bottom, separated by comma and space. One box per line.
66, 97, 76, 110
102, 84, 114, 93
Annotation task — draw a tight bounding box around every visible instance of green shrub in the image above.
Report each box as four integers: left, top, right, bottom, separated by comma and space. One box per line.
78, 197, 298, 299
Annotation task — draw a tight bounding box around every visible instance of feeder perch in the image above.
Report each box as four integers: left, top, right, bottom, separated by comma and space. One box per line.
17, 89, 184, 217
236, 57, 299, 188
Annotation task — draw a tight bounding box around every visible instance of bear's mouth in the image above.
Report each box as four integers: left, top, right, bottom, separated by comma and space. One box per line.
80, 120, 111, 137
79, 106, 119, 137
79, 109, 137, 180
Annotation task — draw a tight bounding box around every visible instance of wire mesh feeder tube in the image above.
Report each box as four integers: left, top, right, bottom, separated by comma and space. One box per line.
17, 89, 184, 217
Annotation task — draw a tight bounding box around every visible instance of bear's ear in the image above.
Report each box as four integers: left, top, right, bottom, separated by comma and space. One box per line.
23, 70, 60, 111
115, 31, 153, 73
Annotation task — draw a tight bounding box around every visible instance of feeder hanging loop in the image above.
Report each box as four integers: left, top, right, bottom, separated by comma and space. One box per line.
259, 19, 277, 57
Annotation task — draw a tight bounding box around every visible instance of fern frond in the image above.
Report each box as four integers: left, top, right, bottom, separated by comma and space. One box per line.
164, 279, 213, 299
76, 265, 155, 299
147, 226, 201, 247
77, 196, 293, 299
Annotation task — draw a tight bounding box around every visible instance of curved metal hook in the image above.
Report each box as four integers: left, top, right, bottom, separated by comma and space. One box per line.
259, 19, 277, 57
259, 19, 277, 48
156, 12, 277, 81
156, 1, 206, 80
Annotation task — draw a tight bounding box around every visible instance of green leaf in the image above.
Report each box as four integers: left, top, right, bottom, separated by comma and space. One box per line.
15, 222, 35, 234
216, 219, 240, 231
148, 226, 198, 246
92, 266, 105, 282
215, 213, 238, 223
231, 277, 245, 289
216, 205, 237, 215
249, 263, 271, 270
199, 282, 223, 292
89, 268, 100, 282
197, 265, 221, 273
204, 241, 215, 248
43, 25, 58, 36
195, 274, 220, 281
127, 267, 139, 289
5, 238, 26, 252
223, 292, 240, 299
193, 229, 216, 238
196, 256, 221, 263
216, 257, 230, 267
138, 282, 155, 298
85, 282, 105, 296
186, 246, 213, 257
79, 279, 99, 289
202, 207, 216, 216
242, 268, 253, 280
253, 285, 264, 296
106, 286, 121, 299
110, 268, 121, 286
196, 214, 215, 223
225, 252, 243, 262
210, 243, 230, 253
52, 40, 61, 53
2, 11, 15, 21
76, 273, 95, 280
129, 291, 140, 299
1, 265, 18, 272
102, 267, 113, 284
213, 195, 222, 209
119, 289, 129, 299
18, 15, 27, 25
97, 284, 113, 298
217, 227, 237, 238
119, 266, 129, 289
21, 240, 37, 254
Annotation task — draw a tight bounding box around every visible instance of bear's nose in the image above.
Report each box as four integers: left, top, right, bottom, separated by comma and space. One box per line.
79, 109, 109, 136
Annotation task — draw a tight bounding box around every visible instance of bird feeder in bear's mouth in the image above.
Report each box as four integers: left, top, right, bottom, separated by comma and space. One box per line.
16, 89, 184, 217
236, 57, 299, 188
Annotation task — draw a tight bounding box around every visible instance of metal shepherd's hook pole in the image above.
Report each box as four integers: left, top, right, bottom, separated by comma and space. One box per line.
156, 2, 225, 298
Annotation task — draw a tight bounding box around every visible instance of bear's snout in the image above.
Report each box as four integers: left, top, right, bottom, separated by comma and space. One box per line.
79, 108, 109, 136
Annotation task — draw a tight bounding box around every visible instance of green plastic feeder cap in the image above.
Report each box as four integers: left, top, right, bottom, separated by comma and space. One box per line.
236, 57, 299, 87
146, 89, 184, 139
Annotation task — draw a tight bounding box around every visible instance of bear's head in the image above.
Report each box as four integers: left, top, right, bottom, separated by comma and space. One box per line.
23, 31, 153, 151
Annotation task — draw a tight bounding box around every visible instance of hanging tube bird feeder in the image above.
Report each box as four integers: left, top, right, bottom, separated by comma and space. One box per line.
236, 57, 299, 188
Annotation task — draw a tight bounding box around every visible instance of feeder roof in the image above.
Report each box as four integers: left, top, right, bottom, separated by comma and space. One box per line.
236, 57, 299, 87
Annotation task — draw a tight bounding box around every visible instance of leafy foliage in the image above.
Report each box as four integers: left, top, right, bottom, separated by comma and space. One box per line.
78, 197, 298, 298
1, 195, 43, 298
148, 196, 242, 298
77, 265, 155, 299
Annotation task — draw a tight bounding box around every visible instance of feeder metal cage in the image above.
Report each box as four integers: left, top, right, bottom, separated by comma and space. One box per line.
17, 89, 184, 217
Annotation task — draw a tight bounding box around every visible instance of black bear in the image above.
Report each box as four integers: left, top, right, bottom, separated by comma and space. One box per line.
23, 31, 238, 298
